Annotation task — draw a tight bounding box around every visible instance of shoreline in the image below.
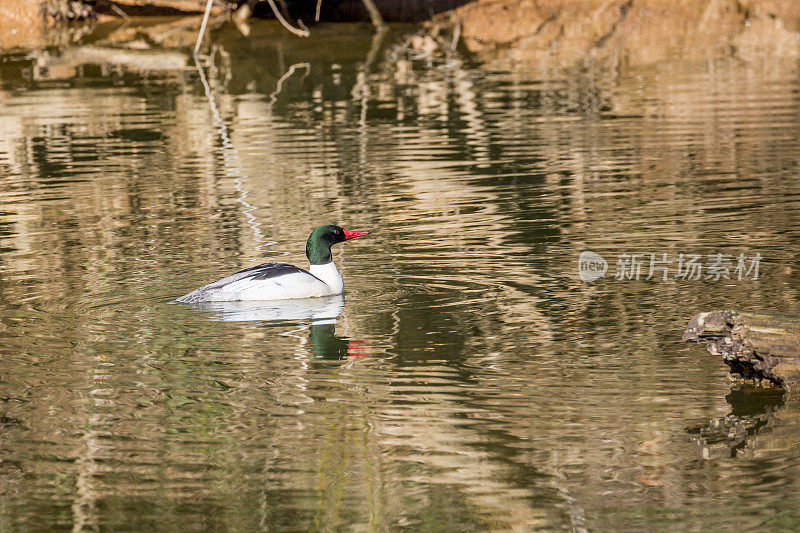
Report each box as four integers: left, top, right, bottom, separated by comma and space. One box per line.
435, 0, 800, 66
1, 0, 799, 67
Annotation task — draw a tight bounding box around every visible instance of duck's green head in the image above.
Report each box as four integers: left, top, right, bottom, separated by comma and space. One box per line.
306, 224, 371, 265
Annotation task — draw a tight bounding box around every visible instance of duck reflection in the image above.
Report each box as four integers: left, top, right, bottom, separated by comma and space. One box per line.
309, 321, 372, 360
175, 294, 371, 360
181, 294, 345, 322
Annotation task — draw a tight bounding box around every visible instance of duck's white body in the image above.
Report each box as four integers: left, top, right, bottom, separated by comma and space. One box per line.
174, 262, 344, 303
173, 225, 370, 304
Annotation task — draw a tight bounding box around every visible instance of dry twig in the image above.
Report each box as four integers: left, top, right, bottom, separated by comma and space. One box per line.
265, 0, 310, 37
194, 0, 215, 55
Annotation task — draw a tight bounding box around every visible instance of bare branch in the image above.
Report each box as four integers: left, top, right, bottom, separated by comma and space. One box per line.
265, 0, 310, 37
361, 0, 385, 30
194, 0, 215, 55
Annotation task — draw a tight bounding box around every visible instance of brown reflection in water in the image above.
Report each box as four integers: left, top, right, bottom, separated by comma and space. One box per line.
692, 386, 788, 460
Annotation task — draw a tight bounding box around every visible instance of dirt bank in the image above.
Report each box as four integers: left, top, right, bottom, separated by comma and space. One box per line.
2, 0, 800, 62
437, 0, 800, 66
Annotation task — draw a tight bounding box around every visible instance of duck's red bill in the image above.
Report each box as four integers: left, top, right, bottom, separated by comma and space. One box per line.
343, 230, 371, 240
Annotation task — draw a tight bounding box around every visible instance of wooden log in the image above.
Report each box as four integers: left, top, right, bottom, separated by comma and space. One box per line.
94, 0, 227, 17
684, 310, 800, 391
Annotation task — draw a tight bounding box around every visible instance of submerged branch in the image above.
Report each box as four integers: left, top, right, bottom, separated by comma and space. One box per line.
268, 62, 311, 107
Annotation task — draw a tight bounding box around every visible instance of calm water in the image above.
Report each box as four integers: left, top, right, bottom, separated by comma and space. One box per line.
1, 21, 800, 532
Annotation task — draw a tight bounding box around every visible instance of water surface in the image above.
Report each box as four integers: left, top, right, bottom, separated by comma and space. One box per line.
1, 22, 800, 531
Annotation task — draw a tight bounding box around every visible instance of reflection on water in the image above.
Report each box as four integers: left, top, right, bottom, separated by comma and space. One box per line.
179, 295, 346, 322
178, 295, 371, 359
310, 322, 373, 360
1, 20, 800, 531
691, 386, 787, 460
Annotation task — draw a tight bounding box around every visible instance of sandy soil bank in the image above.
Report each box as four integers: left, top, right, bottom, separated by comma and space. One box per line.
436, 0, 800, 65
1, 0, 799, 65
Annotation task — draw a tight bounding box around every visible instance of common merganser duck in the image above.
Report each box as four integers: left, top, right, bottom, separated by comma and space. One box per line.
173, 225, 371, 303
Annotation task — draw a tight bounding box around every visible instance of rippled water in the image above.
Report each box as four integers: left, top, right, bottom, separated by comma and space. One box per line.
1, 21, 800, 531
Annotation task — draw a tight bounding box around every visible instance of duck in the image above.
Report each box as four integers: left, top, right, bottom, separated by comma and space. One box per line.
173, 225, 371, 303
